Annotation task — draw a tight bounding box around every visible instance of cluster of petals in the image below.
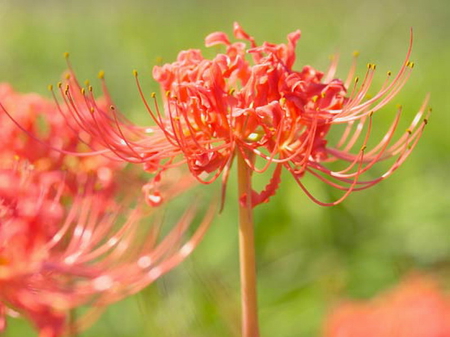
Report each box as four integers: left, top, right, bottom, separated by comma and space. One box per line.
0, 85, 213, 336
323, 274, 450, 337
57, 23, 429, 207
0, 84, 120, 192
0, 162, 212, 337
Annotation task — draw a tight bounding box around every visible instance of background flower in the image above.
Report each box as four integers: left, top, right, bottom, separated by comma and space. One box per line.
323, 274, 450, 337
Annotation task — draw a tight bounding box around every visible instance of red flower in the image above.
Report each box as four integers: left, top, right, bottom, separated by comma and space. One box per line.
0, 83, 122, 193
0, 162, 213, 336
323, 274, 450, 337
56, 23, 429, 207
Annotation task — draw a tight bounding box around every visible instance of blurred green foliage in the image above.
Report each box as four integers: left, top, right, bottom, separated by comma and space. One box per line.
0, 0, 449, 336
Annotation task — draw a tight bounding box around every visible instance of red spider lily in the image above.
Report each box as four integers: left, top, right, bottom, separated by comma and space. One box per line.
0, 162, 213, 337
52, 23, 429, 208
323, 274, 450, 337
0, 83, 124, 194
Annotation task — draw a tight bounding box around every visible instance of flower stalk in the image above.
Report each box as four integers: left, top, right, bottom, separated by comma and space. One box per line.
237, 150, 259, 337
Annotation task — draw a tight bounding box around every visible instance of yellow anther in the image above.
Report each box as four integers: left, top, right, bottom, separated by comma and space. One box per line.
81, 88, 85, 95
396, 104, 403, 110
311, 95, 318, 103
354, 77, 359, 83
84, 80, 90, 86
321, 92, 326, 98
360, 145, 367, 152
88, 86, 93, 92
65, 73, 71, 80
57, 82, 62, 88
133, 69, 138, 77
279, 97, 286, 105
369, 111, 374, 117
151, 92, 156, 98
110, 105, 115, 110
423, 118, 428, 125
165, 91, 171, 97
409, 61, 415, 68
406, 129, 412, 135
90, 107, 95, 114
387, 71, 392, 76
228, 88, 235, 95
352, 51, 360, 57
98, 70, 105, 79
367, 63, 372, 69
48, 84, 53, 91
63, 52, 70, 59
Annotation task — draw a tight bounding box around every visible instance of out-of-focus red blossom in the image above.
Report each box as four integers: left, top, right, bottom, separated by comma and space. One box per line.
57, 23, 429, 207
0, 162, 213, 337
323, 274, 450, 337
0, 83, 120, 193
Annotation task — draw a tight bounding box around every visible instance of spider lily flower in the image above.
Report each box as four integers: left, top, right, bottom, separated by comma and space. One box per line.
55, 23, 429, 207
0, 162, 213, 337
323, 274, 450, 337
0, 83, 122, 192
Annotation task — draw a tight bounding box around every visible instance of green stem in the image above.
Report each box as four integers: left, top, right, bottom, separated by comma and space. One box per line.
237, 151, 259, 337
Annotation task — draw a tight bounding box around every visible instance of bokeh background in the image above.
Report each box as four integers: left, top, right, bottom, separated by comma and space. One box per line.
0, 0, 448, 336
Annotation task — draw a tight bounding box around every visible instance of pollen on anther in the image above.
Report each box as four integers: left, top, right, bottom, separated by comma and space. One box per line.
48, 84, 53, 91
352, 51, 360, 57
133, 70, 138, 77
63, 52, 70, 59
98, 70, 105, 79
151, 92, 156, 98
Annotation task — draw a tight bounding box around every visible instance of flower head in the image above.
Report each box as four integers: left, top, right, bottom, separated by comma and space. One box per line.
0, 83, 122, 193
56, 24, 429, 207
323, 274, 450, 337
0, 161, 213, 336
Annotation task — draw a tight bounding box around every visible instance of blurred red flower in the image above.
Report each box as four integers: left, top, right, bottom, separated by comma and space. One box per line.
323, 274, 450, 337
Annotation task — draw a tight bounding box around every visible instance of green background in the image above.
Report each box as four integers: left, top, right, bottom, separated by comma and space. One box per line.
0, 0, 448, 336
